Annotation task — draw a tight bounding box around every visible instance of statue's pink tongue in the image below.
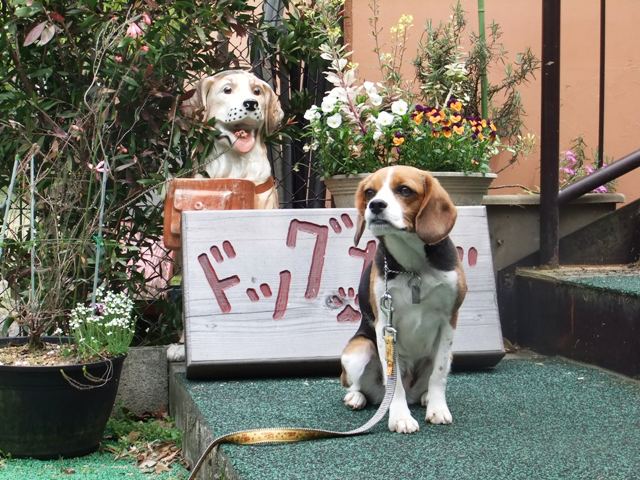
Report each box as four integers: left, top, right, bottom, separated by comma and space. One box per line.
233, 129, 256, 154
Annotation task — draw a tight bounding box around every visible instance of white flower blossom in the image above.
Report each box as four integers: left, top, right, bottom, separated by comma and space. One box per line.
391, 99, 408, 116
303, 105, 321, 122
376, 111, 394, 127
321, 95, 339, 113
372, 129, 383, 141
326, 113, 342, 129
369, 93, 383, 106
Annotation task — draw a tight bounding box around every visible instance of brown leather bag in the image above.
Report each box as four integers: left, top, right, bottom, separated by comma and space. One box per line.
163, 178, 256, 249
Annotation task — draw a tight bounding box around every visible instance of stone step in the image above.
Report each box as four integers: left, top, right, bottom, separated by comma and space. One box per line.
516, 264, 640, 377
170, 355, 640, 479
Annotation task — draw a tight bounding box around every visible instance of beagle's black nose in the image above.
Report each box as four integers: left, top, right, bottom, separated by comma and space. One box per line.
243, 99, 259, 111
368, 199, 387, 215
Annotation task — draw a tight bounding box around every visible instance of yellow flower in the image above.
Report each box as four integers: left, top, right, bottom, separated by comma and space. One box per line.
453, 125, 464, 135
413, 112, 424, 125
449, 100, 463, 112
481, 119, 488, 128
490, 122, 497, 132
450, 114, 462, 123
443, 127, 452, 138
477, 133, 485, 141
392, 136, 405, 146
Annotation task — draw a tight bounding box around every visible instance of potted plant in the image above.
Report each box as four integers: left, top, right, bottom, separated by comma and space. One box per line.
301, 0, 538, 206
0, 0, 263, 459
0, 288, 135, 458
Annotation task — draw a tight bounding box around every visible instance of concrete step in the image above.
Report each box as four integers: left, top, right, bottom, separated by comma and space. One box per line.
170, 355, 640, 480
516, 264, 640, 377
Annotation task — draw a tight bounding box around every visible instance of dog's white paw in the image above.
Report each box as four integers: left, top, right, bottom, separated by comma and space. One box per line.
389, 414, 420, 434
426, 402, 453, 425
343, 391, 367, 410
166, 344, 185, 362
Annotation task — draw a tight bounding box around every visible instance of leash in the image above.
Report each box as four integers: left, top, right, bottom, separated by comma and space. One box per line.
186, 291, 398, 480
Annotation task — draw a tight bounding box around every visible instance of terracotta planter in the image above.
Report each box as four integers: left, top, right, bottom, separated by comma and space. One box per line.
323, 171, 497, 208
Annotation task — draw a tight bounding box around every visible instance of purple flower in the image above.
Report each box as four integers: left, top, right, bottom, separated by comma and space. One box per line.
561, 167, 576, 175
593, 185, 608, 193
585, 165, 595, 174
564, 150, 577, 165
94, 303, 106, 316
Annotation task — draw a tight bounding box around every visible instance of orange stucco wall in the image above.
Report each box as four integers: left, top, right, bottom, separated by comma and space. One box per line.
346, 0, 639, 204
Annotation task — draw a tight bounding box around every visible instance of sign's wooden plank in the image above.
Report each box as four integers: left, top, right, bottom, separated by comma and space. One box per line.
182, 207, 503, 376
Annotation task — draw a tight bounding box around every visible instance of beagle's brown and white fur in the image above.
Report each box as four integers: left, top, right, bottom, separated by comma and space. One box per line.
181, 70, 284, 209
340, 166, 467, 433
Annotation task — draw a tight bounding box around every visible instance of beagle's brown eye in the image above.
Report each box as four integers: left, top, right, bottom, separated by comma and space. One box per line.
223, 86, 232, 94
364, 188, 376, 200
396, 185, 414, 197
253, 87, 262, 95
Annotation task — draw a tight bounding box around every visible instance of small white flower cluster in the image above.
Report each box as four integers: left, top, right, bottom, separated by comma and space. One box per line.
69, 287, 136, 358
69, 288, 135, 336
304, 78, 409, 145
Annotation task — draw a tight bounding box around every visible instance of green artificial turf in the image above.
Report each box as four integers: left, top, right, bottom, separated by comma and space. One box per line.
181, 357, 640, 480
567, 274, 640, 297
0, 452, 187, 480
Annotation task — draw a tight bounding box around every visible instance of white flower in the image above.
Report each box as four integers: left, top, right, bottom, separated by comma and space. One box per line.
391, 99, 408, 116
376, 111, 394, 127
373, 129, 383, 141
321, 95, 339, 113
303, 106, 321, 122
326, 113, 342, 128
369, 93, 383, 106
53, 327, 63, 336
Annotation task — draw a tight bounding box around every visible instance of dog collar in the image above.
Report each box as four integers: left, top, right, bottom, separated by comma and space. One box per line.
254, 176, 275, 194
383, 255, 422, 305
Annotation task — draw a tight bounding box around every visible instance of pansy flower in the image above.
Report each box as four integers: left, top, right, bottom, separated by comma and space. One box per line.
392, 132, 405, 146
448, 98, 463, 113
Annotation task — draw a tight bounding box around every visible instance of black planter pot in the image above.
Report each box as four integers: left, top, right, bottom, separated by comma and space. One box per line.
0, 337, 126, 459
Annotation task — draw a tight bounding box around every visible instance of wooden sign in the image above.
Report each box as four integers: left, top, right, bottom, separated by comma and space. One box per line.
182, 207, 504, 378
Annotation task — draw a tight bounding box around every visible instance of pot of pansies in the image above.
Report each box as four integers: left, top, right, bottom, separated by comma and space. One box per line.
301, 0, 538, 207
0, 288, 135, 459
304, 52, 501, 206
306, 85, 499, 206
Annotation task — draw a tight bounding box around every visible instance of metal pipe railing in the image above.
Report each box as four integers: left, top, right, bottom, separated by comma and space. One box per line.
558, 148, 640, 205
539, 0, 562, 267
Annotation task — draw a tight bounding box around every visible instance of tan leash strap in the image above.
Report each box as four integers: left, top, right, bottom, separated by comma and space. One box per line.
187, 339, 398, 480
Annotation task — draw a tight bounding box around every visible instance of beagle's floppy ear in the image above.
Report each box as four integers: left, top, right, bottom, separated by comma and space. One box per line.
180, 76, 217, 121
353, 176, 370, 246
263, 82, 284, 136
415, 175, 457, 245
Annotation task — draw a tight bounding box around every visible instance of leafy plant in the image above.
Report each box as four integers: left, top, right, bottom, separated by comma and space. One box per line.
0, 0, 264, 349
559, 137, 616, 192
414, 1, 538, 170
68, 288, 135, 359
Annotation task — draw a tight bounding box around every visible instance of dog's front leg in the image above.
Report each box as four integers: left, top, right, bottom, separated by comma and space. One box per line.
376, 325, 420, 434
421, 322, 455, 424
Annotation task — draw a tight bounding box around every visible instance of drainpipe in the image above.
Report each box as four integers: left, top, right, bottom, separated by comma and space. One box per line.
477, 0, 489, 118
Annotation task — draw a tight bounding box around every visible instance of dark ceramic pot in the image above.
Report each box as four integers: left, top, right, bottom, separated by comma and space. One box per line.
0, 336, 125, 459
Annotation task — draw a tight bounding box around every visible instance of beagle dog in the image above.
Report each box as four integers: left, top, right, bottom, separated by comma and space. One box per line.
340, 166, 467, 433
181, 70, 284, 209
